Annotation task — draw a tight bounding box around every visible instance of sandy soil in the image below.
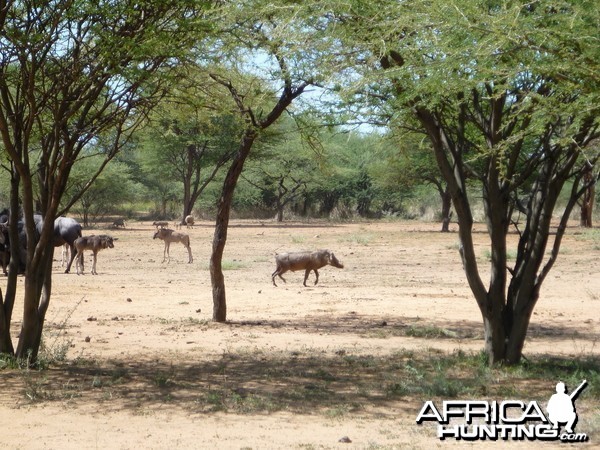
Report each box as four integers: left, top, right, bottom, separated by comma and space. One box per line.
0, 220, 598, 449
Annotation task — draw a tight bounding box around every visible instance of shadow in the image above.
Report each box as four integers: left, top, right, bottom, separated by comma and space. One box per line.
1, 312, 598, 417
3, 343, 597, 418
0, 350, 423, 418
225, 314, 600, 343
228, 222, 343, 229
228, 314, 483, 339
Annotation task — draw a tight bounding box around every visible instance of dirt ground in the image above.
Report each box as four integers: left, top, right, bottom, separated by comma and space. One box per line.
1, 220, 598, 449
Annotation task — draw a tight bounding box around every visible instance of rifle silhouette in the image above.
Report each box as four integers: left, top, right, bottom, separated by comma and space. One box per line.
569, 380, 587, 401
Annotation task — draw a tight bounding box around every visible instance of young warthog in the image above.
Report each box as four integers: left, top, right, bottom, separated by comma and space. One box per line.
272, 249, 344, 287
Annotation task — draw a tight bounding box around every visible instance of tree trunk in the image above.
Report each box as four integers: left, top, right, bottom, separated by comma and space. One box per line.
208, 73, 309, 322
276, 196, 284, 222
182, 155, 194, 223
0, 289, 11, 355
505, 303, 536, 365
0, 169, 21, 355
440, 185, 452, 232
483, 314, 506, 365
211, 131, 256, 322
15, 239, 54, 362
580, 170, 595, 227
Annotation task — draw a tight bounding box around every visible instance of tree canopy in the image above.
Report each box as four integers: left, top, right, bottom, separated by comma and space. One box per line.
325, 0, 600, 364
0, 0, 207, 361
0, 0, 598, 366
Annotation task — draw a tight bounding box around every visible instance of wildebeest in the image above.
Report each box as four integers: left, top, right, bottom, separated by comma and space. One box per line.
272, 249, 344, 287
0, 211, 82, 274
153, 228, 193, 263
74, 235, 115, 275
0, 229, 8, 275
0, 212, 35, 273
48, 216, 83, 273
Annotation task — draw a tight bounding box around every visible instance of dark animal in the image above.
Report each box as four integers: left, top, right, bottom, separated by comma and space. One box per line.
0, 212, 82, 274
0, 227, 8, 275
40, 215, 83, 273
74, 235, 115, 275
112, 219, 126, 228
152, 221, 169, 229
153, 228, 193, 263
0, 213, 34, 274
272, 250, 344, 287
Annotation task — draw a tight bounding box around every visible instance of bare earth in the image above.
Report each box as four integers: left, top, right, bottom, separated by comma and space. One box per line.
1, 220, 598, 449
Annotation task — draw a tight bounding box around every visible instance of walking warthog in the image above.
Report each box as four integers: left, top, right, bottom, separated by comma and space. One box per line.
272, 249, 343, 287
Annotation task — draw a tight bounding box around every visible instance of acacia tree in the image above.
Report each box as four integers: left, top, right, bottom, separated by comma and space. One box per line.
332, 0, 600, 364
68, 157, 142, 226
241, 122, 319, 221
202, 1, 340, 321
0, 0, 202, 361
139, 82, 240, 223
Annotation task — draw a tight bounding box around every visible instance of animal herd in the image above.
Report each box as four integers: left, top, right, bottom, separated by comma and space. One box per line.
0, 210, 345, 284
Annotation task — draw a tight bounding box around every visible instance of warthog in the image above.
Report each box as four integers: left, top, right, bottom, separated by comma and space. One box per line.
112, 218, 126, 228
153, 228, 193, 263
185, 215, 194, 228
152, 221, 169, 229
74, 235, 115, 275
272, 249, 344, 287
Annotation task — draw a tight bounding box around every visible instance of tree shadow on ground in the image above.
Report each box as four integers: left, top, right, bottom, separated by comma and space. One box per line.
227, 313, 600, 342
2, 333, 597, 418
1, 347, 432, 417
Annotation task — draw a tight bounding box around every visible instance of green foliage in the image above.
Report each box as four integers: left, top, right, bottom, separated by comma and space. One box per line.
318, 0, 600, 365
66, 154, 145, 223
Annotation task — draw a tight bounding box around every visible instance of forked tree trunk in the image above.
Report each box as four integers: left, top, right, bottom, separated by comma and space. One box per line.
504, 304, 536, 364
417, 102, 588, 365
15, 231, 55, 361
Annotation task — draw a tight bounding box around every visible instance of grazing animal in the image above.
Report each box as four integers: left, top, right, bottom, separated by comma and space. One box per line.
153, 228, 193, 263
0, 228, 8, 275
60, 243, 70, 268
46, 216, 83, 273
152, 220, 169, 229
0, 213, 81, 273
112, 218, 126, 228
74, 235, 115, 275
185, 215, 194, 229
0, 214, 34, 273
272, 249, 344, 287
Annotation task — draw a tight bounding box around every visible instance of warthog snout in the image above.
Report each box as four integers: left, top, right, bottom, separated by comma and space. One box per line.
329, 252, 344, 269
